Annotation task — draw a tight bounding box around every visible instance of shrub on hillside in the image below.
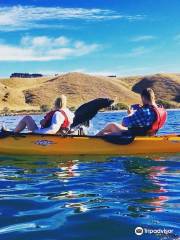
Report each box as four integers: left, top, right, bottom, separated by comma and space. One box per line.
40, 104, 50, 112
112, 102, 128, 110
157, 99, 176, 109
2, 107, 10, 114
69, 106, 76, 112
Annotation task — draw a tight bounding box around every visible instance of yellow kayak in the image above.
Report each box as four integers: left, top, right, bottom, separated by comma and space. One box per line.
0, 133, 179, 155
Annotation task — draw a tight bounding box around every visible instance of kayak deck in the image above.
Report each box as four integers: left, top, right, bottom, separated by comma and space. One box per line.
0, 133, 179, 155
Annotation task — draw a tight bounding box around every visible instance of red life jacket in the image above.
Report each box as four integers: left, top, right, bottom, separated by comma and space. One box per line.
42, 109, 70, 129
148, 105, 167, 135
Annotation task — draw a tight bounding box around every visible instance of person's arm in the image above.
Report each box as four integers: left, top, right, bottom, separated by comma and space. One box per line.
40, 118, 46, 128
122, 116, 130, 127
127, 107, 135, 116
127, 106, 133, 115
125, 108, 146, 128
122, 110, 140, 128
35, 112, 64, 134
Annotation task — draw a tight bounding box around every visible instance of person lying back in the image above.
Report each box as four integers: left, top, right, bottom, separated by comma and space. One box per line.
14, 95, 74, 134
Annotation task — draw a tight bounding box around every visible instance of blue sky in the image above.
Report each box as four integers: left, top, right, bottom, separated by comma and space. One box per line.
0, 0, 180, 77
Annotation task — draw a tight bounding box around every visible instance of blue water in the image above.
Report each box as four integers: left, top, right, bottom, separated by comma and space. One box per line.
0, 111, 179, 240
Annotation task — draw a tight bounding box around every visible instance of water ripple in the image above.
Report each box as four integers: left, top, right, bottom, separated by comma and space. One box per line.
0, 111, 180, 239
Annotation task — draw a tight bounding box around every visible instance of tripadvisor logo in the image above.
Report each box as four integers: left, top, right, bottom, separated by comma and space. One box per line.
135, 227, 143, 236
135, 226, 173, 236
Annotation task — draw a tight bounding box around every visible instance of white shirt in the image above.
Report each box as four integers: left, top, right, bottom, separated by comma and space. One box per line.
35, 108, 74, 134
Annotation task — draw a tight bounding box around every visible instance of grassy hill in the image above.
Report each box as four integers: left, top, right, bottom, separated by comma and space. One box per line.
0, 76, 50, 111
118, 73, 180, 108
23, 72, 140, 108
0, 72, 179, 112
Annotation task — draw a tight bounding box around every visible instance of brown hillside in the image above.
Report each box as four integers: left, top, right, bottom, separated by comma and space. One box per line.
0, 72, 179, 111
118, 73, 180, 103
0, 77, 49, 110
0, 82, 26, 110
23, 72, 140, 108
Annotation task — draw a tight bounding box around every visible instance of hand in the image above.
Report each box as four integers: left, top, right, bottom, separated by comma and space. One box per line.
127, 106, 133, 115
40, 119, 46, 127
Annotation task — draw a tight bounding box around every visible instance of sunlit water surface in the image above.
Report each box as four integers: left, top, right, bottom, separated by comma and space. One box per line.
0, 111, 179, 240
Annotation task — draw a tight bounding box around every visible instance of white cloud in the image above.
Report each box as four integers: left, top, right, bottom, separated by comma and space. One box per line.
32, 63, 180, 78
38, 68, 88, 76
128, 46, 150, 56
81, 65, 173, 77
116, 66, 151, 76
131, 35, 156, 42
123, 46, 152, 57
64, 67, 151, 77
109, 46, 153, 59
0, 36, 99, 61
89, 71, 118, 76
0, 6, 145, 31
21, 36, 70, 48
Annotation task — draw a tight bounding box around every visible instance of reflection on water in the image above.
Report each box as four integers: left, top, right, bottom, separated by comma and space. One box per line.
0, 154, 179, 240
55, 160, 80, 180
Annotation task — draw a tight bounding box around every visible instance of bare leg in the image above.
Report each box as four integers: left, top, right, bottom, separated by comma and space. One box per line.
14, 116, 38, 133
96, 123, 128, 136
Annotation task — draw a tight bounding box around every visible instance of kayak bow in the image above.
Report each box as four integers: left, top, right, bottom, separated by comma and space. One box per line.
0, 133, 179, 155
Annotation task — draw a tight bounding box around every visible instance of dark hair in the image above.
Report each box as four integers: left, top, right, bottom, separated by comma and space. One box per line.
141, 88, 155, 102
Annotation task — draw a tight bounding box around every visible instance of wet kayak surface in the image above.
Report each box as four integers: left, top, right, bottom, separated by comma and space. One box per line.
0, 110, 179, 240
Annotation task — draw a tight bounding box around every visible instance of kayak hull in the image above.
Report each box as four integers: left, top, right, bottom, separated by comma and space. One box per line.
0, 134, 179, 155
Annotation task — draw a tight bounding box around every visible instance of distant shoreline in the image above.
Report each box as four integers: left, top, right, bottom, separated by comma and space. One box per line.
0, 110, 43, 117
0, 108, 180, 117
